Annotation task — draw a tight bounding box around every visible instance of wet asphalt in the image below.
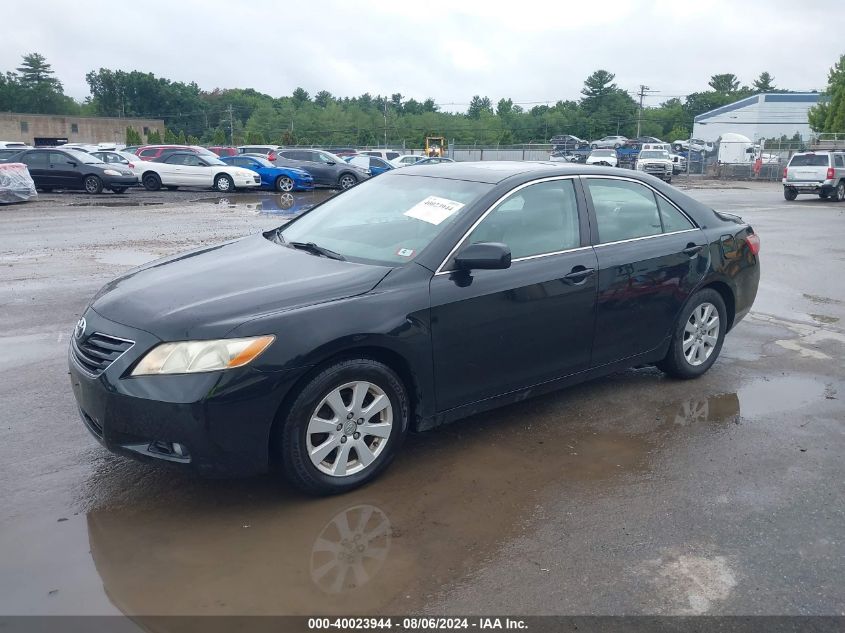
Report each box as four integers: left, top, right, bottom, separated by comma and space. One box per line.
0, 180, 843, 616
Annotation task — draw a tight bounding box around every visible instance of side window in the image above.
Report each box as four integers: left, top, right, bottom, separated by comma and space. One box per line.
586, 178, 662, 244
835, 154, 844, 168
49, 152, 73, 166
139, 148, 157, 158
466, 179, 581, 260
165, 154, 185, 165
656, 195, 694, 233
386, 152, 400, 160
22, 152, 48, 168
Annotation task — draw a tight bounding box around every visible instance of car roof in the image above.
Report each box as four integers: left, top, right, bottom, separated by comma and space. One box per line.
396, 161, 665, 183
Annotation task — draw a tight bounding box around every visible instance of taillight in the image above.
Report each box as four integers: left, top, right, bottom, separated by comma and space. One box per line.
746, 233, 760, 256
827, 167, 835, 179
128, 162, 135, 168
783, 167, 788, 179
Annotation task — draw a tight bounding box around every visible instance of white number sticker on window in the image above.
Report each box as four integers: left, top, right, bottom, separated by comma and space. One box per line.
403, 196, 465, 225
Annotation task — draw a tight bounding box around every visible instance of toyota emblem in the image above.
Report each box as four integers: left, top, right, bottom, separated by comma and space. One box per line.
74, 317, 86, 340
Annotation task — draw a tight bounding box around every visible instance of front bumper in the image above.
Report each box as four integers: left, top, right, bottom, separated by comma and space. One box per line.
68, 309, 303, 477
238, 175, 261, 189
102, 175, 139, 188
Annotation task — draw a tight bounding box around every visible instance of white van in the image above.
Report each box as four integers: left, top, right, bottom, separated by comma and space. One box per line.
361, 149, 402, 161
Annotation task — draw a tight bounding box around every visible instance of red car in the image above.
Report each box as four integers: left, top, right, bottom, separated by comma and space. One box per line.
208, 146, 238, 157
135, 145, 217, 161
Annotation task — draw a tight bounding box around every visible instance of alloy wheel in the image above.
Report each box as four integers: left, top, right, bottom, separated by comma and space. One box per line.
837, 182, 845, 202
306, 381, 393, 477
339, 175, 355, 189
683, 302, 720, 366
278, 176, 294, 192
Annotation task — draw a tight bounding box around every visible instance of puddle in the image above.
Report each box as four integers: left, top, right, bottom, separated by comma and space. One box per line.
192, 191, 334, 217
0, 372, 834, 616
96, 249, 159, 266
803, 293, 843, 306
69, 201, 164, 207
810, 313, 840, 325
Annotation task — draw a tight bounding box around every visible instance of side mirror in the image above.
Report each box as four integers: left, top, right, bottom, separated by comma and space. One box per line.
454, 242, 511, 271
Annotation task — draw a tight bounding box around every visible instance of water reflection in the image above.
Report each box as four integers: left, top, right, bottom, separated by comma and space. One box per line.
311, 505, 391, 595
196, 191, 334, 217
670, 392, 740, 426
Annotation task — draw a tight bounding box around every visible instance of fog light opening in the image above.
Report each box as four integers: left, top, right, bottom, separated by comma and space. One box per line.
148, 440, 190, 459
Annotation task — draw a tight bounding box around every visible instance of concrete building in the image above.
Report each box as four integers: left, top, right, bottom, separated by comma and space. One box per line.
0, 113, 165, 146
692, 93, 821, 143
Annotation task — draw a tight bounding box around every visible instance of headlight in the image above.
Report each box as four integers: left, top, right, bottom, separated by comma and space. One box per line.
131, 335, 275, 376
103, 169, 121, 176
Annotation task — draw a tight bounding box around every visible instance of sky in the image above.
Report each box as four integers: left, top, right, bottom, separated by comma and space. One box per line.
2, 0, 842, 112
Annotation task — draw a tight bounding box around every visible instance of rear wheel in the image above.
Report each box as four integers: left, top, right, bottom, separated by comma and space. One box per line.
275, 175, 294, 192
783, 187, 797, 201
214, 174, 234, 192
276, 358, 409, 495
657, 289, 727, 379
84, 175, 103, 194
835, 181, 845, 202
142, 173, 161, 191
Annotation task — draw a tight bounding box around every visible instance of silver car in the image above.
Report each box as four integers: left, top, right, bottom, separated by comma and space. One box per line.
589, 135, 628, 149
783, 151, 845, 201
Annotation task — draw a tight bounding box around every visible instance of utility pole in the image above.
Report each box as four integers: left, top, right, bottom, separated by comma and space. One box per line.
383, 100, 388, 148
227, 104, 234, 146
636, 85, 654, 137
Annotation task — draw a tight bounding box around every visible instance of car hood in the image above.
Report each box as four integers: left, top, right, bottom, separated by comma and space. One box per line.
90, 234, 392, 340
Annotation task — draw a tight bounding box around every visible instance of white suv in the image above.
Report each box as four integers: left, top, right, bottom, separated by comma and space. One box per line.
782, 151, 845, 201
635, 145, 674, 182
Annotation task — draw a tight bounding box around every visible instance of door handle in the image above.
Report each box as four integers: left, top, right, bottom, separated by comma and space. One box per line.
563, 266, 595, 285
682, 243, 705, 257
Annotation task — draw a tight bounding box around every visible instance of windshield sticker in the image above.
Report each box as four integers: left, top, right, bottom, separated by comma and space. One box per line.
396, 248, 415, 257
403, 196, 465, 225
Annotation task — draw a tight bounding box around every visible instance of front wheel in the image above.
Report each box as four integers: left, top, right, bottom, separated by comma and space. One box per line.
275, 175, 295, 192
214, 174, 234, 192
142, 173, 161, 191
84, 175, 103, 194
657, 289, 727, 379
276, 358, 409, 495
338, 174, 357, 190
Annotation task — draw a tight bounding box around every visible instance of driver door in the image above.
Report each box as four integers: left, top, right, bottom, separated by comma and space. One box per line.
429, 177, 598, 412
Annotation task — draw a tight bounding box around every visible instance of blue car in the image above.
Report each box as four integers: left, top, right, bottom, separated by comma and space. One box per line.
344, 154, 394, 176
219, 155, 314, 191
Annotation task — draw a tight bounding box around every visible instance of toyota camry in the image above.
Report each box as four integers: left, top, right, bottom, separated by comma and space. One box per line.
69, 162, 760, 494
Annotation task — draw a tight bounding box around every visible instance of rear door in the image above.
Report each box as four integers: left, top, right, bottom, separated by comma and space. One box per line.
19, 151, 50, 186
583, 176, 707, 367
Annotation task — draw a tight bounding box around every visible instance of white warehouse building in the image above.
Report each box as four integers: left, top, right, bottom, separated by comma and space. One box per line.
692, 93, 821, 143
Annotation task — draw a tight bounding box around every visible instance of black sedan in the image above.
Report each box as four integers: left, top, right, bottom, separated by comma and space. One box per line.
69, 162, 760, 494
1, 148, 137, 193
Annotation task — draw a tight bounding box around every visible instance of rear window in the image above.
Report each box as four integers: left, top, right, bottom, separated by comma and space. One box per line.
386, 152, 400, 160
789, 154, 829, 167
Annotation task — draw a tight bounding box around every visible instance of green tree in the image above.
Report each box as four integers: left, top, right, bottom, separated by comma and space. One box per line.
125, 126, 142, 145
176, 130, 187, 144
147, 129, 162, 143
211, 128, 227, 145
292, 87, 310, 105
164, 127, 178, 143
246, 130, 266, 144
808, 54, 845, 132
496, 98, 514, 116
16, 53, 61, 89
708, 73, 741, 94
467, 95, 493, 119
314, 90, 333, 107
752, 72, 777, 93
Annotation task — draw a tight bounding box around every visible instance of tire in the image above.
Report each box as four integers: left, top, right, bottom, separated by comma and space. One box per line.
657, 288, 727, 380
665, 177, 672, 184
276, 358, 409, 495
111, 187, 128, 194
214, 174, 234, 192
673, 143, 683, 152
84, 175, 103, 194
275, 175, 295, 192
142, 173, 161, 191
338, 173, 357, 190
783, 187, 798, 201
165, 186, 179, 191
835, 181, 845, 202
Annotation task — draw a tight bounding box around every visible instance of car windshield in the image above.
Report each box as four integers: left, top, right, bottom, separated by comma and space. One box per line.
321, 151, 345, 164
278, 174, 492, 265
640, 151, 669, 159
65, 149, 104, 164
789, 154, 829, 167
203, 157, 226, 166
592, 150, 614, 156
